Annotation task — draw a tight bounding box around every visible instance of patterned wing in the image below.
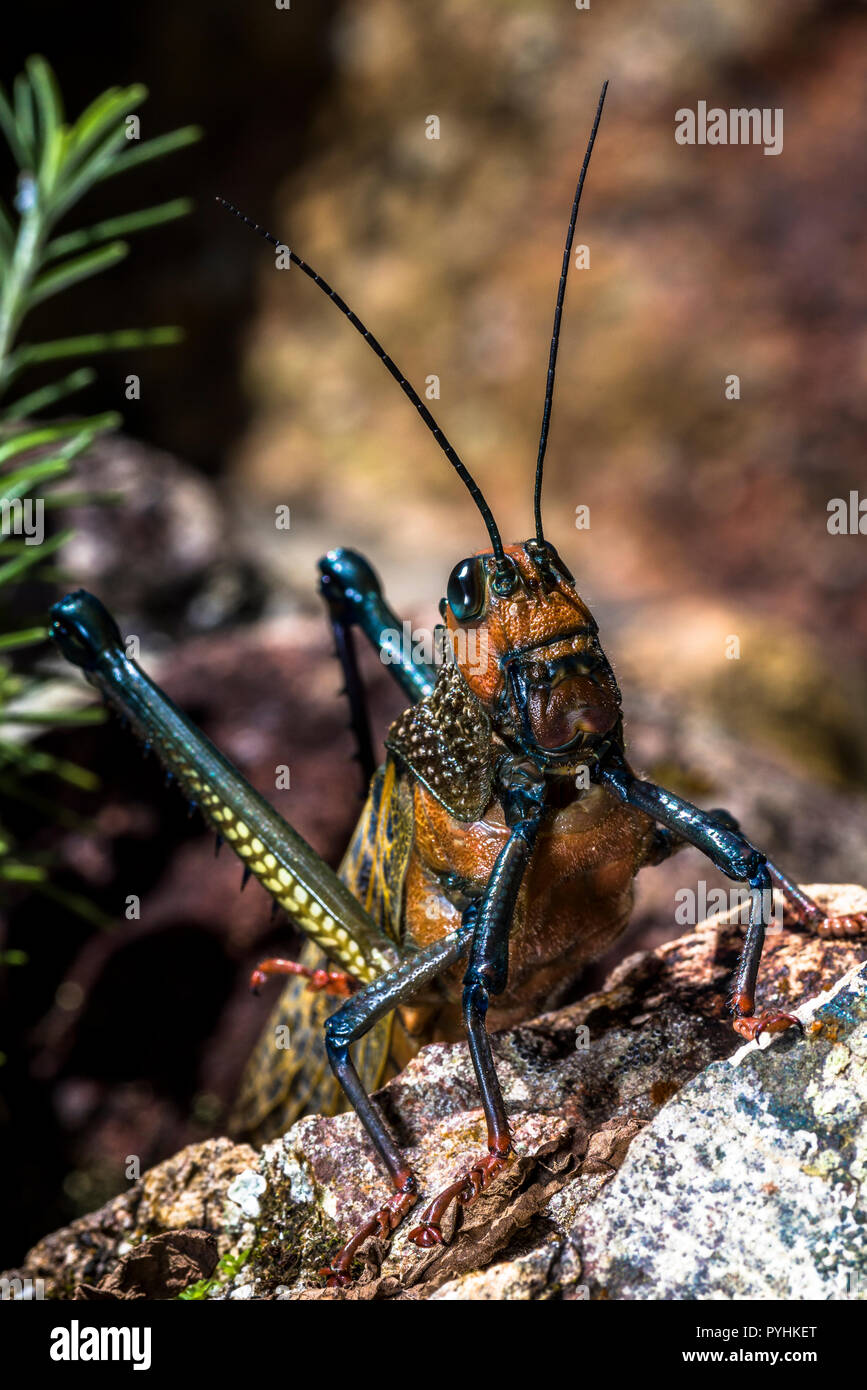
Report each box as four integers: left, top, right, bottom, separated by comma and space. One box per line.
230, 759, 414, 1143
339, 757, 414, 946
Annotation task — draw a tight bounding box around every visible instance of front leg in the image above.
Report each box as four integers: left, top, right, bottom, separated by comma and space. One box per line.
647, 799, 865, 940
319, 548, 436, 698
601, 765, 810, 1040
408, 757, 547, 1247
319, 923, 475, 1285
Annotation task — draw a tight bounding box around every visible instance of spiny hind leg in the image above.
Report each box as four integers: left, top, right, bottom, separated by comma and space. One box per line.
48, 590, 399, 989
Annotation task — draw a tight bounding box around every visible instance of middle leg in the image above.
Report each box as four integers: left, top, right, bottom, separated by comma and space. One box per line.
318, 548, 437, 790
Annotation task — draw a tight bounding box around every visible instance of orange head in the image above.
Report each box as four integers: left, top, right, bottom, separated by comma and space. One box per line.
440, 539, 622, 772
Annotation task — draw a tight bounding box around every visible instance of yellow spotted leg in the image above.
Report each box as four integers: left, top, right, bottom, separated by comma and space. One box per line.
49, 591, 399, 984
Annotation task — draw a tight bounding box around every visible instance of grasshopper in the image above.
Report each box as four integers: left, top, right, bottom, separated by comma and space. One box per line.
49, 84, 866, 1285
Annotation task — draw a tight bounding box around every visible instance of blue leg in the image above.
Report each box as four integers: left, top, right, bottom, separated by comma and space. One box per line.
601, 765, 806, 1039
636, 788, 847, 930
318, 549, 437, 790
319, 924, 474, 1285
644, 806, 740, 867
320, 755, 547, 1274
408, 758, 548, 1247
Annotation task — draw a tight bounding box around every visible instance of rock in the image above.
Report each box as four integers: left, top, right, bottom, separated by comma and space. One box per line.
0, 1138, 256, 1300
5, 885, 864, 1300
227, 1170, 268, 1220
569, 957, 867, 1301
74, 1230, 217, 1301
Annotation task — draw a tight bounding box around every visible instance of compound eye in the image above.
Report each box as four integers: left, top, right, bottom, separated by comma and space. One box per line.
446, 556, 487, 622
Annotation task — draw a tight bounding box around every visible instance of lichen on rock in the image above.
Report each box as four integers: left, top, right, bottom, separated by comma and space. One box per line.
571, 957, 867, 1301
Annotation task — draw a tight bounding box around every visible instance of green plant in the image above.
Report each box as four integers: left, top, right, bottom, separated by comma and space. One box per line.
0, 55, 200, 913
177, 1248, 251, 1300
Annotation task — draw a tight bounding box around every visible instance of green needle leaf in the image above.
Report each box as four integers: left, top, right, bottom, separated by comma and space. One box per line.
41, 489, 122, 509
50, 130, 129, 220
0, 863, 45, 882
66, 83, 147, 168
1, 367, 97, 421
12, 74, 36, 163
0, 627, 48, 650
0, 198, 14, 261
44, 199, 192, 261
0, 527, 69, 584
0, 83, 31, 168
0, 705, 106, 725
0, 738, 99, 787
100, 125, 202, 180
8, 328, 182, 377
26, 56, 64, 140
0, 414, 119, 463
0, 947, 29, 964
30, 241, 130, 308
0, 56, 195, 920
38, 881, 113, 928
0, 460, 70, 503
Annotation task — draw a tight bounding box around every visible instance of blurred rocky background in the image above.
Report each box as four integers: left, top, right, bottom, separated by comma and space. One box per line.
1, 0, 866, 1269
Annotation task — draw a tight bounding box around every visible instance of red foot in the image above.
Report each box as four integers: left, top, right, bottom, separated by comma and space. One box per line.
733, 1010, 803, 1042
319, 1180, 418, 1287
407, 1148, 512, 1248
810, 910, 867, 940
784, 896, 867, 939
249, 958, 357, 997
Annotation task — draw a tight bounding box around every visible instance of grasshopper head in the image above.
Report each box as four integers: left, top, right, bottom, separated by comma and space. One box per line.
440, 540, 622, 772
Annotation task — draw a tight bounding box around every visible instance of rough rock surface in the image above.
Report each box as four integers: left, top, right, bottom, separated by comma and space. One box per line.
572, 957, 867, 1301
0, 1138, 256, 1300
74, 1230, 218, 1301
4, 885, 865, 1300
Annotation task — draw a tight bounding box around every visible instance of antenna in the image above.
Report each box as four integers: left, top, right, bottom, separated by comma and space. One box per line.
533, 80, 608, 545
217, 197, 506, 564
